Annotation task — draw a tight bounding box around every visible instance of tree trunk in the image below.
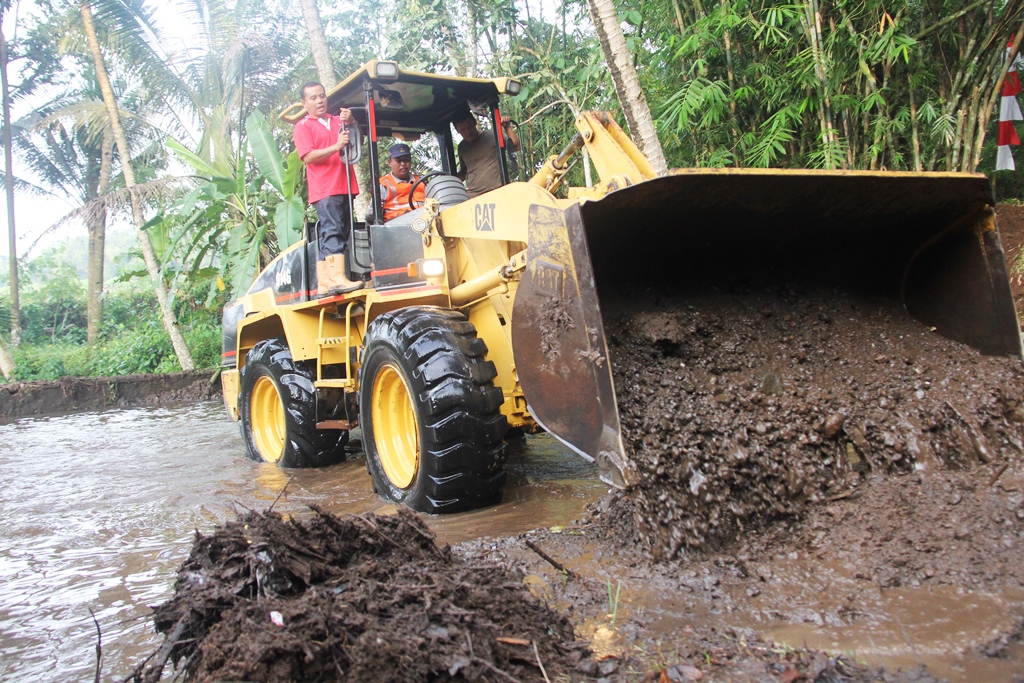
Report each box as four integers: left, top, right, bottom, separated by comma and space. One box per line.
0, 335, 14, 379
586, 0, 668, 175
299, 0, 336, 90
466, 0, 478, 78
80, 1, 194, 370
1, 24, 20, 349
86, 129, 112, 344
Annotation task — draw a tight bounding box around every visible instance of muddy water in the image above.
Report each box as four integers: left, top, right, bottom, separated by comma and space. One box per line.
543, 550, 1024, 683
0, 402, 603, 682
729, 559, 1024, 683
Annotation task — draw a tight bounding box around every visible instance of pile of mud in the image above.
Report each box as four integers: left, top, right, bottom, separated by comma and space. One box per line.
602, 283, 1024, 559
130, 506, 594, 682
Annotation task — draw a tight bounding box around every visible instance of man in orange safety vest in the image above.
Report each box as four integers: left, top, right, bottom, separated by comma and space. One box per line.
380, 143, 426, 221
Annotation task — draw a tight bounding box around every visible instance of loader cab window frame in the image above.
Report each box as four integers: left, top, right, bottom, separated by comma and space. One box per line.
489, 105, 511, 188
363, 128, 462, 227
361, 90, 469, 225
337, 72, 515, 225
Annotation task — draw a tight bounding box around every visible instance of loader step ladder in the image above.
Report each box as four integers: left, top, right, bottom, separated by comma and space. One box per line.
314, 304, 361, 391
318, 335, 349, 346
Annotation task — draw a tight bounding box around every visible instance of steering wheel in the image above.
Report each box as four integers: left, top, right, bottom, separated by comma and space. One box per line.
408, 172, 445, 210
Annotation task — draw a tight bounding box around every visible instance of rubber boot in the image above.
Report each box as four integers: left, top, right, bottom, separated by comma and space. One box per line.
316, 259, 331, 296
322, 253, 364, 295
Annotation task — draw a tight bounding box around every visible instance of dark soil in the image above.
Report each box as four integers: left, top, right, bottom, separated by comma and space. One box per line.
133, 505, 907, 683
0, 370, 221, 420
998, 203, 1024, 325
602, 283, 1024, 558
130, 507, 594, 683
132, 206, 1024, 682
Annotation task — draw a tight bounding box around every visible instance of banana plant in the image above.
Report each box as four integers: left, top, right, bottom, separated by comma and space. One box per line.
246, 110, 304, 250
165, 109, 302, 300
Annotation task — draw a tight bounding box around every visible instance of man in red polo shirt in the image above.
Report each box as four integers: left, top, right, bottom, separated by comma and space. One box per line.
293, 81, 364, 295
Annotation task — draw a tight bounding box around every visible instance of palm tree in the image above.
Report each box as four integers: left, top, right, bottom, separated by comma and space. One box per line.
17, 98, 114, 344
1, 0, 20, 348
299, 0, 336, 88
79, 0, 195, 370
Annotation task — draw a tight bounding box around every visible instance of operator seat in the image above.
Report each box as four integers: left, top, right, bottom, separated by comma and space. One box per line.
425, 174, 469, 207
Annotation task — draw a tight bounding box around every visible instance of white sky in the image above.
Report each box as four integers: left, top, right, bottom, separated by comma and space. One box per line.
0, 0, 566, 261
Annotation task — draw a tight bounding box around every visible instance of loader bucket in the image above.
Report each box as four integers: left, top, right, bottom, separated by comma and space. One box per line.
581, 168, 1022, 358
513, 168, 1021, 490
512, 204, 639, 489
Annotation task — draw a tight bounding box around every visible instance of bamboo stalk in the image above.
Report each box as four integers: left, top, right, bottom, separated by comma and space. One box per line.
909, 74, 921, 171
811, 0, 837, 160
799, 1, 830, 165
950, 107, 966, 171
963, 85, 981, 172
722, 0, 737, 119
914, 0, 990, 41
671, 0, 686, 35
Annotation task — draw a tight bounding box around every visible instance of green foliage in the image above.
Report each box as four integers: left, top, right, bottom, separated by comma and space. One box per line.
88, 316, 174, 376
6, 315, 220, 381
650, 0, 1024, 171
1, 271, 223, 382
9, 249, 88, 346
165, 110, 304, 300
246, 111, 305, 250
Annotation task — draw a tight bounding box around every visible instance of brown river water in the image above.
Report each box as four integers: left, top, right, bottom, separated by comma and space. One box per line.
0, 401, 603, 682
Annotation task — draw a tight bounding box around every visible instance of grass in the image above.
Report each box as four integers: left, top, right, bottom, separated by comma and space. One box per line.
607, 579, 622, 626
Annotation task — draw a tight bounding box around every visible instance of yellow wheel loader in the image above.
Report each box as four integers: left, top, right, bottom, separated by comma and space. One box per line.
220, 61, 1023, 514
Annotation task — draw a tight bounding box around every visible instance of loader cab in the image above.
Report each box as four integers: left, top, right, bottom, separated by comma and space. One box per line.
280, 61, 522, 291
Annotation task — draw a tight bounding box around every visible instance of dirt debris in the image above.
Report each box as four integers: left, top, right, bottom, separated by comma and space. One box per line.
732, 464, 1024, 591
601, 283, 1024, 559
0, 370, 221, 420
130, 506, 594, 683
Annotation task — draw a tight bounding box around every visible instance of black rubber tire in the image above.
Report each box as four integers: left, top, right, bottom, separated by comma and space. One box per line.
239, 338, 348, 468
359, 307, 509, 513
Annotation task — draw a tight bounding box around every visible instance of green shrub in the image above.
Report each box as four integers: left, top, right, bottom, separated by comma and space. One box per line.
9, 344, 95, 381
184, 321, 223, 370
90, 318, 175, 376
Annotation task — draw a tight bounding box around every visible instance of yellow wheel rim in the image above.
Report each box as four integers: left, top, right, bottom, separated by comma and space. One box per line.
250, 375, 285, 464
371, 363, 419, 489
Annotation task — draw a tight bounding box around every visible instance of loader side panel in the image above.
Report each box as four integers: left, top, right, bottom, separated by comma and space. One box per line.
369, 220, 428, 290
578, 169, 1022, 358
246, 239, 310, 304
221, 301, 245, 368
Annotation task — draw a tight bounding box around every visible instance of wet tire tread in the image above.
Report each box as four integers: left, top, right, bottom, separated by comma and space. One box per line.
239, 338, 348, 468
360, 306, 508, 513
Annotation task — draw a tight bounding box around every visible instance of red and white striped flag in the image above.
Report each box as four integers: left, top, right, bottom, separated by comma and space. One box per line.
997, 41, 1024, 171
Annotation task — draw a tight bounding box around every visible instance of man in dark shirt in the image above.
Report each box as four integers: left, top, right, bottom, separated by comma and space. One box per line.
453, 112, 520, 198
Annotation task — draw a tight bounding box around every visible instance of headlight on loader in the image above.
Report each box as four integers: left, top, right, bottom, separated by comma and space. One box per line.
373, 61, 399, 78
408, 258, 445, 279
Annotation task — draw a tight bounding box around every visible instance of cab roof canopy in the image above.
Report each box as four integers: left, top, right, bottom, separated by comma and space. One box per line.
280, 61, 519, 138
